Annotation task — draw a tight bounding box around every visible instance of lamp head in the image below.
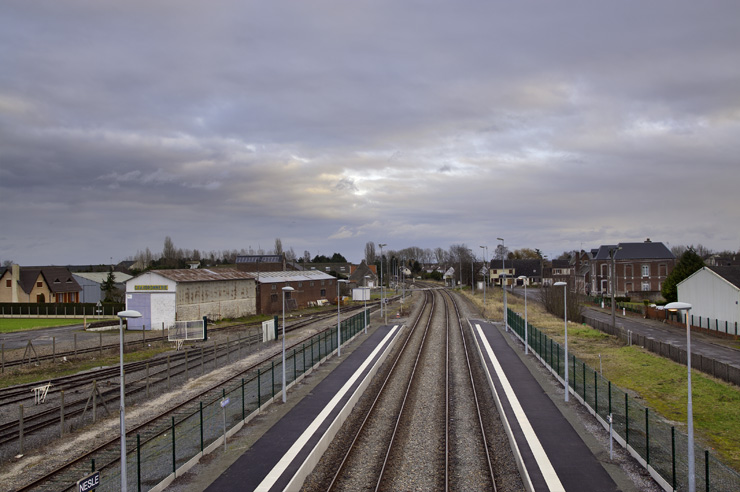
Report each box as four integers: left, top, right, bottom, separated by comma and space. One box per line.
282, 286, 294, 292
553, 281, 567, 287
117, 310, 142, 319
665, 301, 691, 312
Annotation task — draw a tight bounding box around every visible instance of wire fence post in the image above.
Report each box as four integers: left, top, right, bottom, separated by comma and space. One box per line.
257, 369, 261, 408
625, 392, 629, 445
672, 426, 676, 491
171, 416, 176, 474
200, 402, 204, 452
646, 408, 650, 465
241, 378, 245, 421
137, 433, 141, 492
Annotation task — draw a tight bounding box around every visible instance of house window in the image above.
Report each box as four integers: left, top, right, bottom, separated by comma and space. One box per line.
321, 280, 325, 286
310, 281, 314, 287
298, 282, 303, 287
285, 291, 291, 299
271, 294, 278, 303
6, 279, 10, 287
601, 264, 608, 276
659, 264, 667, 276
626, 282, 633, 292
37, 281, 43, 287
271, 284, 276, 290
642, 265, 650, 277
320, 289, 326, 297
642, 281, 650, 291
625, 265, 633, 278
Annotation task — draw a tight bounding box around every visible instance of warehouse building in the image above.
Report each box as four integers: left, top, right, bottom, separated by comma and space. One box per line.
124, 269, 256, 330
255, 270, 339, 314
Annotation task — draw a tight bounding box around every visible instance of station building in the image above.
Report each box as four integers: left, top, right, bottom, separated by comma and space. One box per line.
124, 269, 256, 330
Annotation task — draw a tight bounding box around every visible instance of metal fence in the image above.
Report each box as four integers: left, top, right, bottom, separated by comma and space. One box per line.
507, 308, 740, 492
29, 309, 369, 492
0, 302, 124, 317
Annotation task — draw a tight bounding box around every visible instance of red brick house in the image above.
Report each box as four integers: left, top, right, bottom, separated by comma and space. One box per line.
591, 240, 675, 299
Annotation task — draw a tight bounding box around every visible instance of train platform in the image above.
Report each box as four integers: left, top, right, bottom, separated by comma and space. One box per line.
171, 318, 651, 492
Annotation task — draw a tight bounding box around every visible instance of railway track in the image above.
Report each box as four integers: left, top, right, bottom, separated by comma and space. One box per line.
309, 287, 519, 491
0, 304, 373, 461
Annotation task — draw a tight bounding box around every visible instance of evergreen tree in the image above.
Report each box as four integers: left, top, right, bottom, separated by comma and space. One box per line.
661, 248, 704, 302
101, 267, 117, 302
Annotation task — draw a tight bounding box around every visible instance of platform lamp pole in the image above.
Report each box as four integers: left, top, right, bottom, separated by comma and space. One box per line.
666, 301, 695, 492
117, 309, 142, 492
379, 243, 387, 320
497, 238, 507, 331
480, 245, 488, 308
337, 279, 349, 357
518, 276, 528, 355
553, 282, 568, 401
364, 275, 371, 334
281, 286, 294, 403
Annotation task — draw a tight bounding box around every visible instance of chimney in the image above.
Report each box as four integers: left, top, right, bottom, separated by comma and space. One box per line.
645, 238, 651, 243
11, 264, 19, 303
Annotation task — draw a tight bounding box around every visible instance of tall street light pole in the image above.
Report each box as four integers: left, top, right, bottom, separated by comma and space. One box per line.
666, 302, 695, 492
117, 309, 142, 492
336, 279, 349, 357
497, 238, 507, 331
610, 246, 622, 331
281, 286, 294, 403
379, 243, 387, 321
364, 275, 371, 334
554, 282, 569, 401
518, 276, 529, 355
480, 245, 488, 308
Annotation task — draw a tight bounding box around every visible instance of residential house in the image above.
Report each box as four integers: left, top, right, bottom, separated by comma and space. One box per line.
348, 260, 378, 288
591, 239, 675, 300
0, 264, 82, 303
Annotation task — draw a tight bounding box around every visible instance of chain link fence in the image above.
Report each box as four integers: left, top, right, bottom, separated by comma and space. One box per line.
507, 308, 740, 491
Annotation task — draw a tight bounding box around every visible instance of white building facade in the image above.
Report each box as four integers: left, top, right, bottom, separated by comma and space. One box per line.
677, 266, 740, 328
125, 269, 256, 330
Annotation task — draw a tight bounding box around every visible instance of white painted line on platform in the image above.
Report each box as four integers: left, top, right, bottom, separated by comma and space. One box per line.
476, 323, 565, 492
256, 325, 400, 492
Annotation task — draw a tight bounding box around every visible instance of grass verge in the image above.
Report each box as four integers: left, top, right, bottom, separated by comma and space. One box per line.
0, 318, 89, 334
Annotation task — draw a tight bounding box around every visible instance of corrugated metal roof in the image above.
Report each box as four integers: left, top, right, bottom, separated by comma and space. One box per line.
149, 268, 256, 283
254, 270, 336, 283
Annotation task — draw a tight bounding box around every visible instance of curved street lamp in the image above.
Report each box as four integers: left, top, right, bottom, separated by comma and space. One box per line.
379, 243, 387, 321
364, 275, 371, 334
553, 282, 569, 402
666, 301, 695, 492
281, 286, 294, 403
117, 309, 142, 492
480, 245, 488, 308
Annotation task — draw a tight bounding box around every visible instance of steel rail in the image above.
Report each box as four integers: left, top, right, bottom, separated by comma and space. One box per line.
326, 291, 431, 491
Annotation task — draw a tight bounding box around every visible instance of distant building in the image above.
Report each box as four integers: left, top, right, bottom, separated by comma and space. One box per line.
0, 264, 82, 303
254, 270, 339, 314
125, 269, 257, 330
73, 271, 133, 303
348, 260, 378, 288
235, 254, 287, 274
591, 239, 675, 299
677, 266, 740, 328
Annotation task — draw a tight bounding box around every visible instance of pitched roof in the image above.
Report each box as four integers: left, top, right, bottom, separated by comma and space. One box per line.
508, 259, 542, 277
706, 266, 740, 289
19, 267, 81, 294
73, 271, 133, 284
253, 270, 336, 284
146, 268, 256, 283
615, 241, 674, 260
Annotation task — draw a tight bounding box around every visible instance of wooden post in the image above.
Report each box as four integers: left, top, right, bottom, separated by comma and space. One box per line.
167, 355, 171, 390
201, 346, 204, 375
146, 363, 150, 398
52, 337, 56, 363
226, 336, 230, 364
99, 332, 103, 357
60, 390, 65, 437
74, 333, 77, 356
185, 350, 188, 381
19, 404, 24, 455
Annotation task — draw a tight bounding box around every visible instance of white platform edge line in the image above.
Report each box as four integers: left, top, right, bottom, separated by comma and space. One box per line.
476, 323, 565, 492
255, 325, 400, 492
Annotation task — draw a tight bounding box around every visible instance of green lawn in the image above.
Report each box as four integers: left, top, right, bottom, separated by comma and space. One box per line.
0, 318, 88, 334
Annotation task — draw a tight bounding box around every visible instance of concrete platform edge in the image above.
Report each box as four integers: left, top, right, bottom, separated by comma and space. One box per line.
467, 318, 536, 492
284, 323, 405, 491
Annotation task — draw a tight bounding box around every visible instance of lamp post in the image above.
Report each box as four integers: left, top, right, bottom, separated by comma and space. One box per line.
497, 238, 507, 331
379, 243, 387, 320
480, 245, 488, 308
117, 309, 142, 492
666, 301, 695, 492
610, 246, 621, 330
336, 279, 349, 357
518, 276, 529, 355
554, 282, 569, 402
364, 275, 371, 334
281, 286, 294, 403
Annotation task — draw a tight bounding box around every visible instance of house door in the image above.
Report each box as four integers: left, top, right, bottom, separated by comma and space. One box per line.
37, 293, 45, 303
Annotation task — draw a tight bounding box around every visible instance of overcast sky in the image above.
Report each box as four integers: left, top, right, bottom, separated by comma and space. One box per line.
2, 1, 739, 266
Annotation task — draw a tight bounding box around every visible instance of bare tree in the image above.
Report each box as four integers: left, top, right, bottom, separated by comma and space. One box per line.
285, 247, 297, 261
434, 247, 446, 264
364, 241, 376, 264
274, 238, 283, 255
539, 281, 583, 323
302, 250, 311, 263
162, 236, 177, 266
